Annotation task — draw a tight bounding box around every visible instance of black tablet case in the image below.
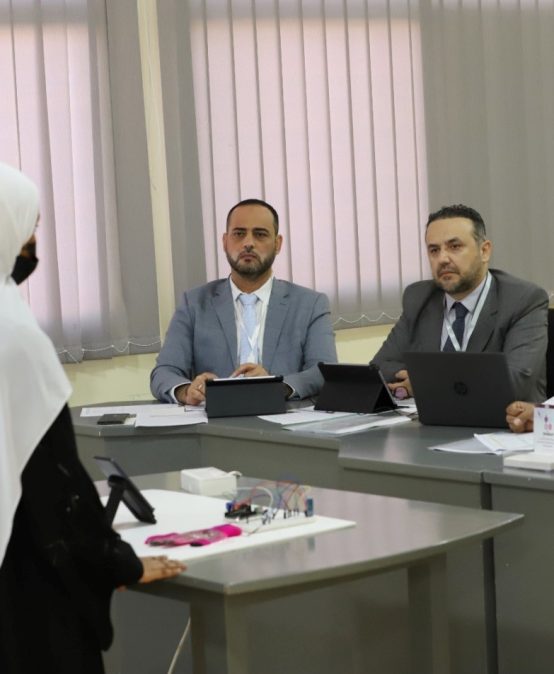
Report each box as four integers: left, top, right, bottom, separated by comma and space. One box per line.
315, 363, 396, 414
205, 376, 286, 418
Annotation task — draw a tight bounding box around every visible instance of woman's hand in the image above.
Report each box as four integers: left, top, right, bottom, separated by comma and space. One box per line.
138, 556, 186, 583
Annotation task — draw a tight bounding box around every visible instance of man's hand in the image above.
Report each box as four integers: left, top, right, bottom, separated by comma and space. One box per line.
506, 401, 535, 433
138, 556, 186, 583
231, 363, 269, 378
387, 369, 413, 398
231, 363, 292, 397
175, 372, 217, 406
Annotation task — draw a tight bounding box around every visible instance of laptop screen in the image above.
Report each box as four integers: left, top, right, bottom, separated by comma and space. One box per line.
404, 351, 515, 428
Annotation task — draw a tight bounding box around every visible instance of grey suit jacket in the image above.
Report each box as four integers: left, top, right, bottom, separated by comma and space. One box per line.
150, 278, 337, 402
371, 269, 548, 401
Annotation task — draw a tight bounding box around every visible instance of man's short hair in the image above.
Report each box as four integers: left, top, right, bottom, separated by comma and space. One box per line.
226, 198, 279, 235
426, 204, 487, 243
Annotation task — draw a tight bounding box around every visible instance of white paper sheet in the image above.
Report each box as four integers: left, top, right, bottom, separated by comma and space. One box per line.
80, 403, 207, 427
474, 432, 534, 453
285, 412, 411, 435
430, 438, 495, 454
395, 402, 418, 415
430, 432, 534, 455
111, 489, 355, 562
134, 407, 208, 427
80, 403, 178, 417
258, 406, 356, 425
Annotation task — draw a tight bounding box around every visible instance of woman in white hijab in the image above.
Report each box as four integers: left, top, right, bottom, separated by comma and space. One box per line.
0, 163, 185, 673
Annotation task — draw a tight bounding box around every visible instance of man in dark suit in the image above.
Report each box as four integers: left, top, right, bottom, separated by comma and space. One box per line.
150, 198, 337, 404
371, 204, 548, 401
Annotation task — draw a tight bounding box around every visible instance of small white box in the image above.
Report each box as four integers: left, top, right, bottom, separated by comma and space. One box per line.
180, 467, 237, 496
503, 452, 554, 472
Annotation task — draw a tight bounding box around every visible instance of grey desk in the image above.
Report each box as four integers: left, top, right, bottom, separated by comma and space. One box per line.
338, 423, 502, 507
71, 408, 201, 478
72, 406, 500, 495
72, 405, 342, 486
484, 466, 554, 674
338, 424, 505, 674
74, 406, 508, 674
107, 472, 521, 674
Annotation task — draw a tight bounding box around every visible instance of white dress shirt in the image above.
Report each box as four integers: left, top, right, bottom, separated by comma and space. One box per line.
441, 273, 489, 351
169, 275, 275, 403
230, 275, 274, 362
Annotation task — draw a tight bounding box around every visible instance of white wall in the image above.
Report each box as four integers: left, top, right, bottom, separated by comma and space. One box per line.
63, 324, 391, 406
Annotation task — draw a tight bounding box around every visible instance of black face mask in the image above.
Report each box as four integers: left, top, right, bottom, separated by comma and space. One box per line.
11, 242, 39, 285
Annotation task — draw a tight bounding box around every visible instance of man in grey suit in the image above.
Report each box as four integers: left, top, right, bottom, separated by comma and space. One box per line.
151, 198, 337, 405
371, 204, 548, 402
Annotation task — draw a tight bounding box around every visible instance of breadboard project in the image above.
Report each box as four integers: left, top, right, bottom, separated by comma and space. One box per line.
110, 489, 354, 562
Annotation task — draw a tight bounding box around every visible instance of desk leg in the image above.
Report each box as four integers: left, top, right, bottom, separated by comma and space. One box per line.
190, 592, 249, 674
408, 554, 450, 674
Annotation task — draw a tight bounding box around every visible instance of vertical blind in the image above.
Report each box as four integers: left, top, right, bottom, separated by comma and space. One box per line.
5, 0, 551, 363
420, 0, 554, 299
187, 0, 429, 326
0, 0, 159, 362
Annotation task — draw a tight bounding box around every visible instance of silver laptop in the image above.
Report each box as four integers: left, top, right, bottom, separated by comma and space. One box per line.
404, 351, 515, 428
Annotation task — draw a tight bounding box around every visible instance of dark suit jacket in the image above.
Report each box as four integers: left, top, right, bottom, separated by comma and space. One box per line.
371, 269, 548, 401
0, 406, 143, 673
150, 278, 338, 401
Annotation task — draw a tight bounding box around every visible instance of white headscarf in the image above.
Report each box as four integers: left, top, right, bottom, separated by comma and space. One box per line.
0, 163, 71, 566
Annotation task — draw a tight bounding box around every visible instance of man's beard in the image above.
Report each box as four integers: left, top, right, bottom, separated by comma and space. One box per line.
434, 262, 485, 296
227, 249, 276, 280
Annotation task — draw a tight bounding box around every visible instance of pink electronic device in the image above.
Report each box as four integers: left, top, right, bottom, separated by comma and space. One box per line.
145, 523, 241, 547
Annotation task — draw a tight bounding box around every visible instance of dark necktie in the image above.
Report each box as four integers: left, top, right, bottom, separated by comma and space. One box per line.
443, 302, 469, 352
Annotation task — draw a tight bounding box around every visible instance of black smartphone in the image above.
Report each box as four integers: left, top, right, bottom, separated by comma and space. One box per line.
94, 456, 156, 524
96, 413, 131, 425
